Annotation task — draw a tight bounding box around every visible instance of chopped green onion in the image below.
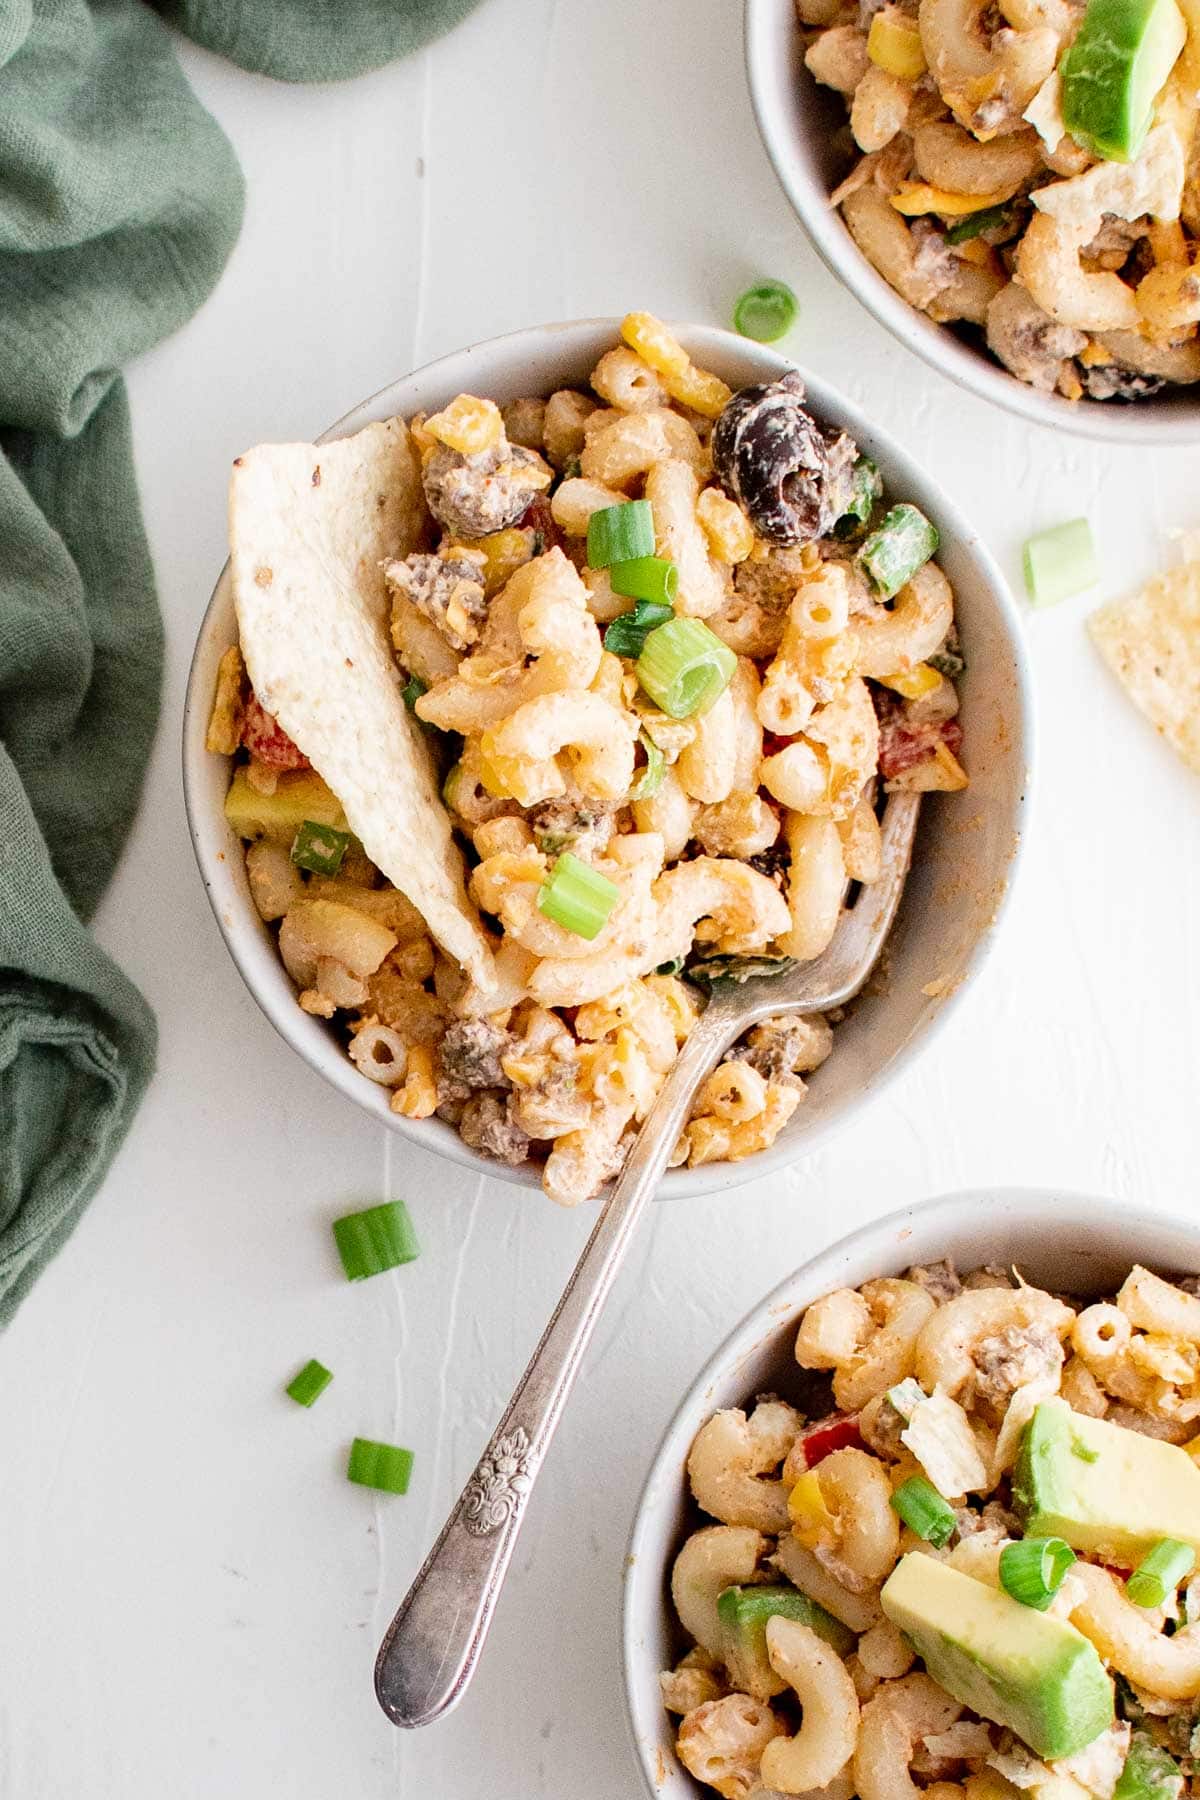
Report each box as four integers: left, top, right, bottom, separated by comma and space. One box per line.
610, 557, 678, 609
1022, 518, 1098, 608
1114, 1732, 1184, 1800
332, 1200, 420, 1281
834, 456, 883, 539
886, 1378, 926, 1421
859, 503, 940, 600
890, 1475, 957, 1548
1127, 1540, 1196, 1610
587, 499, 654, 569
929, 643, 966, 679
999, 1537, 1076, 1611
629, 730, 666, 802
717, 1584, 855, 1656
945, 204, 1011, 245
536, 852, 620, 940
733, 280, 799, 344
530, 529, 545, 556
347, 1438, 414, 1495
604, 596, 676, 660
285, 1359, 333, 1407
401, 675, 427, 712
291, 819, 351, 876
655, 957, 684, 976
563, 455, 582, 479
636, 616, 736, 719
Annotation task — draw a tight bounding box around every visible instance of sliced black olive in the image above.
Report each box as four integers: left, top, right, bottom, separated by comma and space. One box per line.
711, 373, 858, 546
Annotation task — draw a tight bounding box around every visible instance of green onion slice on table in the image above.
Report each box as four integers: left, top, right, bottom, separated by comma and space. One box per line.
285, 1359, 333, 1407
1022, 518, 1098, 608
635, 617, 736, 719
733, 280, 799, 343
999, 1537, 1076, 1610
332, 1200, 420, 1281
347, 1438, 414, 1495
536, 852, 620, 940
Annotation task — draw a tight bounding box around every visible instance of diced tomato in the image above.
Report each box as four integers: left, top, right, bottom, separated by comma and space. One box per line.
797, 1412, 863, 1467
518, 493, 563, 555
241, 693, 309, 770
873, 686, 963, 779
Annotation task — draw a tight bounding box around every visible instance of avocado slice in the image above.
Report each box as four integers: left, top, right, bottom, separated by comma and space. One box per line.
224, 767, 347, 843
1014, 1401, 1200, 1564
1113, 1731, 1184, 1800
1061, 0, 1187, 163
881, 1554, 1113, 1759
717, 1583, 855, 1696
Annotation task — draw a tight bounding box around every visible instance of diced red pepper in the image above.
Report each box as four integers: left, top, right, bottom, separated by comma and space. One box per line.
873, 687, 963, 779
241, 693, 310, 770
518, 493, 563, 555
797, 1412, 863, 1467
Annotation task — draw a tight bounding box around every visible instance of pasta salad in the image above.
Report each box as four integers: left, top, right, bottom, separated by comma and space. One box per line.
209, 315, 967, 1204
801, 0, 1200, 401
663, 1256, 1200, 1799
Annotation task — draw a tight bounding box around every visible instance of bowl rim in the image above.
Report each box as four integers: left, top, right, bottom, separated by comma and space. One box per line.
743, 0, 1200, 447
182, 317, 1033, 1199
619, 1185, 1200, 1798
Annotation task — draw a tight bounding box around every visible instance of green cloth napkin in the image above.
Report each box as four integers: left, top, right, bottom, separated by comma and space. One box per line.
0, 0, 482, 1326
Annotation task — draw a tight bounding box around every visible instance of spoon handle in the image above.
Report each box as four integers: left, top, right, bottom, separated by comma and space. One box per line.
374, 1002, 736, 1729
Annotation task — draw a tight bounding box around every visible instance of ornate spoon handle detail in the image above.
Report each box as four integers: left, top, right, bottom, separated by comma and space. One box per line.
373, 1005, 736, 1729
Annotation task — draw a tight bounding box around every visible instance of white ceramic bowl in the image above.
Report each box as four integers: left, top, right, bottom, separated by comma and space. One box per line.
745, 0, 1200, 446
622, 1187, 1200, 1797
182, 320, 1031, 1197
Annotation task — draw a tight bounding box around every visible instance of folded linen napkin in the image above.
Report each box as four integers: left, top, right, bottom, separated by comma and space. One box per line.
0, 0, 481, 1325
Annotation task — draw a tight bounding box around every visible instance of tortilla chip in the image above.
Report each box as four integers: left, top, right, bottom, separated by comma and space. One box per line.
1088, 531, 1200, 776
229, 418, 496, 993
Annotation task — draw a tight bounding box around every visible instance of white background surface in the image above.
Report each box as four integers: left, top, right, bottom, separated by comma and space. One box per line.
1, 2, 1197, 1796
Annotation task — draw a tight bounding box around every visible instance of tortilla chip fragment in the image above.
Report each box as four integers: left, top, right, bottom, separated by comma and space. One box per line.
229, 418, 497, 993
1088, 532, 1200, 776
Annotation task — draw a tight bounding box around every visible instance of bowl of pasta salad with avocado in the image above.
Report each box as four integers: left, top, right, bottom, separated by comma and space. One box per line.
624, 1190, 1200, 1800
183, 317, 1028, 1204
746, 0, 1200, 441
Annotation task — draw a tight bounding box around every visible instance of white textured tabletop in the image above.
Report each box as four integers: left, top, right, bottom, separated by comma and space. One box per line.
2, 3, 1197, 1796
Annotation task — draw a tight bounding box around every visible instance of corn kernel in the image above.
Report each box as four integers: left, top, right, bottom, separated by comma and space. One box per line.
787, 1470, 836, 1546
469, 527, 536, 597
424, 393, 504, 457
890, 182, 1010, 218
621, 311, 690, 379
954, 238, 997, 269
867, 8, 926, 79
620, 311, 733, 419
933, 741, 969, 789
697, 487, 755, 563
879, 662, 942, 699
391, 1043, 438, 1118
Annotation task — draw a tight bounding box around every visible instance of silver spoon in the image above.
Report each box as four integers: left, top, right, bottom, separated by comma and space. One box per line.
374, 791, 920, 1728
